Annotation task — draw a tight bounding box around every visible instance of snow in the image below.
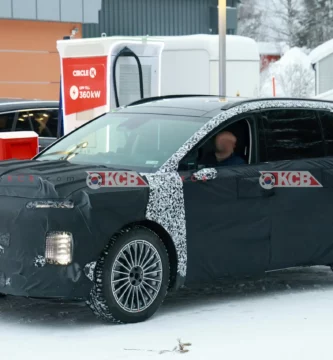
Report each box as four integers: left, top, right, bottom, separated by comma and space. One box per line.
278, 47, 313, 68
1, 266, 333, 359
260, 47, 315, 98
309, 38, 333, 64
314, 89, 333, 100
257, 42, 286, 55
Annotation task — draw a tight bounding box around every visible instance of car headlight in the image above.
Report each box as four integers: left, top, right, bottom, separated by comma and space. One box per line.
26, 200, 74, 209
45, 231, 73, 265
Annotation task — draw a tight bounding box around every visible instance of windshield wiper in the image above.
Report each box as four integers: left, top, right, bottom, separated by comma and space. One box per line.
38, 142, 88, 160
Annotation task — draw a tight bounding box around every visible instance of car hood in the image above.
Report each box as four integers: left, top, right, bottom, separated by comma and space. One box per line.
0, 159, 125, 199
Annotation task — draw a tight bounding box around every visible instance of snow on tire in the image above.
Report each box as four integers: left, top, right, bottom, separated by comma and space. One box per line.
87, 226, 170, 324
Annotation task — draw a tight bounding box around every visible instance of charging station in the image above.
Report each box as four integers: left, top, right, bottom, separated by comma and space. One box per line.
57, 37, 164, 135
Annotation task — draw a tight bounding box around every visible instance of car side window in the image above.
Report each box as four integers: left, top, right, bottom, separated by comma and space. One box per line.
178, 116, 252, 171
317, 110, 333, 156
15, 112, 33, 131
0, 112, 16, 132
28, 109, 58, 138
259, 109, 324, 162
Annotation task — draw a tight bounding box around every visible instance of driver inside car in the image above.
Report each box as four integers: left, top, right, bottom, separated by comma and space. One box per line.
201, 131, 246, 167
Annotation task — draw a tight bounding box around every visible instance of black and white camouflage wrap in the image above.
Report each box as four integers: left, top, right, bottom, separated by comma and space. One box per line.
34, 255, 46, 268
84, 261, 96, 281
142, 99, 333, 280
143, 172, 187, 276
192, 168, 218, 181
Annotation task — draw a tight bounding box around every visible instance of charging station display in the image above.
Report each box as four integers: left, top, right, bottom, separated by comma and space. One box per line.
62, 56, 108, 115
57, 37, 164, 135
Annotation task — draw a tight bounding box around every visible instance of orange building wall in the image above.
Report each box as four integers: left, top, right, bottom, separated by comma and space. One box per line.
0, 19, 82, 100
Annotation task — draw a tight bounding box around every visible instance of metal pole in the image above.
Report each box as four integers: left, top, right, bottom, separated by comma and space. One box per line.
218, 0, 227, 98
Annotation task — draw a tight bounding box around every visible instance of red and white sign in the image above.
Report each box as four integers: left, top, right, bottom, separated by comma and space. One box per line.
62, 56, 108, 115
86, 171, 149, 189
259, 171, 322, 189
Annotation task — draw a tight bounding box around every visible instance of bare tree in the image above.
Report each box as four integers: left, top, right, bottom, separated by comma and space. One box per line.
264, 0, 304, 47
298, 0, 333, 48
275, 62, 315, 97
236, 0, 263, 40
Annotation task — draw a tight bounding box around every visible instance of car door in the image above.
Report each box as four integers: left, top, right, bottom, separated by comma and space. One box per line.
257, 107, 330, 270
179, 114, 271, 285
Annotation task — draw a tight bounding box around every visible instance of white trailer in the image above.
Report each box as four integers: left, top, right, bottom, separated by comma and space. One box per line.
110, 34, 260, 99
151, 34, 260, 98
309, 38, 333, 100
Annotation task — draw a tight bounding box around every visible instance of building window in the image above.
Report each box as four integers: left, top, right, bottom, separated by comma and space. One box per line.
209, 4, 237, 35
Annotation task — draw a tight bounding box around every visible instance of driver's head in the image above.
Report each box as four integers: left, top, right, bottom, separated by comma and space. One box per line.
215, 131, 237, 154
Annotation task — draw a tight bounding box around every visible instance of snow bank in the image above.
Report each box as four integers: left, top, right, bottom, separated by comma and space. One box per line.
260, 47, 315, 98
314, 89, 333, 100
309, 38, 333, 64
257, 42, 288, 55
278, 47, 313, 68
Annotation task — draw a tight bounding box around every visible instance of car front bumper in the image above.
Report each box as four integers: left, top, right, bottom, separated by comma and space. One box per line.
0, 196, 96, 299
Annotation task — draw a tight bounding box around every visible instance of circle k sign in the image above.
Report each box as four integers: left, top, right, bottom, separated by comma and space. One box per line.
62, 56, 107, 115
89, 68, 96, 78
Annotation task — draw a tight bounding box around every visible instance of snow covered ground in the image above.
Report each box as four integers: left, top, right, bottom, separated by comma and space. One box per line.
1, 266, 333, 360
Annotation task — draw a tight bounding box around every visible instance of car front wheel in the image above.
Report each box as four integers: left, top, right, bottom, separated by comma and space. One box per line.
87, 226, 170, 324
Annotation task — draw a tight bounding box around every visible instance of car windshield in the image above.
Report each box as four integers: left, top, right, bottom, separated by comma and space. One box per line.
35, 112, 207, 172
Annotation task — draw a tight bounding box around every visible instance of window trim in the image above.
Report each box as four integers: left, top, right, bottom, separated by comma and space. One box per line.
315, 109, 333, 157
245, 118, 252, 165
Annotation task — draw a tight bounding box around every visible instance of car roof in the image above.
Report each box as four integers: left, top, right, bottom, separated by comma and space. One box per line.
0, 99, 59, 112
122, 95, 333, 117
122, 96, 231, 116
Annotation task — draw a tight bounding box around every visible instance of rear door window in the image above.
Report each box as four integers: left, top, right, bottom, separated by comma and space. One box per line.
259, 109, 324, 162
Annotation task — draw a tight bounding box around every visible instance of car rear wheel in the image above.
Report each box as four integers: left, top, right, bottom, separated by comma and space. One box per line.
0, 293, 5, 297
87, 226, 170, 324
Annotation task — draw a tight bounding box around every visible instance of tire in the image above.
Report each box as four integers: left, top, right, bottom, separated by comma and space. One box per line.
87, 226, 170, 324
0, 293, 5, 297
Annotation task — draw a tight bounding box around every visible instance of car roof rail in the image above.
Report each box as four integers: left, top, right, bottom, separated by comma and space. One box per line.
126, 94, 218, 107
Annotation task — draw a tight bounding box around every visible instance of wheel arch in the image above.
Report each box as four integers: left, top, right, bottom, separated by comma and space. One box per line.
125, 220, 179, 291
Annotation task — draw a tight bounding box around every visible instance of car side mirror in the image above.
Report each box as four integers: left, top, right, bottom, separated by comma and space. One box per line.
192, 168, 217, 181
